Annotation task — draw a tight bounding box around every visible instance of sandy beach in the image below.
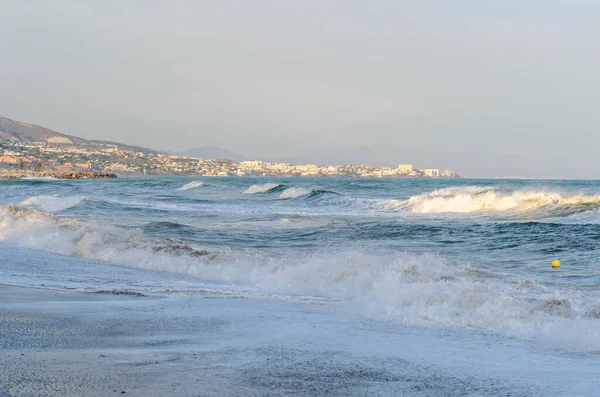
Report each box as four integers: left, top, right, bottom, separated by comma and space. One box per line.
1, 283, 440, 397
1, 278, 598, 397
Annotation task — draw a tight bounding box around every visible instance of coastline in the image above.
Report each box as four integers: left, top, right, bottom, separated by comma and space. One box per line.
0, 170, 117, 179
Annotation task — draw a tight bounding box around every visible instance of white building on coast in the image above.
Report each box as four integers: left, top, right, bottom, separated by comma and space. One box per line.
397, 164, 413, 173
424, 169, 440, 177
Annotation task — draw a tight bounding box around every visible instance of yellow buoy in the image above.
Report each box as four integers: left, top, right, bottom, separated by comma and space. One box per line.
552, 260, 561, 268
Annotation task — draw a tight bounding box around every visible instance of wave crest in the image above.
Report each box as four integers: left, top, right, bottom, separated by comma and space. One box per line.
20, 195, 84, 212
0, 204, 216, 270
390, 187, 600, 215
176, 181, 205, 191
279, 187, 312, 199
243, 183, 285, 195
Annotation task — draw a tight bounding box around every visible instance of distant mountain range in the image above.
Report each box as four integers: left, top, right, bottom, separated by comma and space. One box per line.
2, 115, 591, 178
0, 116, 157, 154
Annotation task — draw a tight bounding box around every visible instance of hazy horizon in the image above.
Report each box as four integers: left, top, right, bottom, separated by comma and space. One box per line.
2, 1, 599, 178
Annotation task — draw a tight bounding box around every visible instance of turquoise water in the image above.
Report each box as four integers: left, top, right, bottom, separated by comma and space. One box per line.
1, 176, 600, 351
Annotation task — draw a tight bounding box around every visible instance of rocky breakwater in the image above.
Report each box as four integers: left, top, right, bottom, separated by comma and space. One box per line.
0, 171, 118, 179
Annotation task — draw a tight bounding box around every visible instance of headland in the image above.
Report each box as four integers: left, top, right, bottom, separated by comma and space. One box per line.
1, 116, 461, 178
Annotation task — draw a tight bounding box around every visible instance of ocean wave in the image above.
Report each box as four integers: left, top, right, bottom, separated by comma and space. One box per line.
386, 187, 600, 216
279, 187, 312, 199
243, 183, 286, 195
0, 204, 217, 270
176, 181, 205, 191
19, 195, 85, 212
243, 184, 345, 204
304, 190, 358, 208
277, 187, 343, 202
306, 189, 340, 199
144, 221, 191, 230
1, 204, 598, 352
90, 197, 207, 213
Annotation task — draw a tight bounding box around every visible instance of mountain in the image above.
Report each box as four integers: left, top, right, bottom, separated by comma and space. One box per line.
172, 146, 248, 161
0, 116, 158, 153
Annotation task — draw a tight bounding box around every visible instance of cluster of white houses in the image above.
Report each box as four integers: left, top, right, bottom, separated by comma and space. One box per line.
0, 141, 458, 178
398, 164, 454, 178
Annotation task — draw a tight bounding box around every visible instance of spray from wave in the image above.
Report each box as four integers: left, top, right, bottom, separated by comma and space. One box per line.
1, 203, 599, 352
176, 181, 205, 191
386, 187, 600, 216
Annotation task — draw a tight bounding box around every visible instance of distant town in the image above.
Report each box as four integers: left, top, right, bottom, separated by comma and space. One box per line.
0, 116, 460, 178
0, 141, 459, 178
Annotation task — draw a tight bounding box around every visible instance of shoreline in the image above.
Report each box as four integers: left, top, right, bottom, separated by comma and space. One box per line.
0, 280, 597, 396
0, 170, 117, 179
0, 239, 598, 396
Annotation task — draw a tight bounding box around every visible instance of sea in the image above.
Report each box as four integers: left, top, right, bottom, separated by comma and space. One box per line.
1, 176, 599, 395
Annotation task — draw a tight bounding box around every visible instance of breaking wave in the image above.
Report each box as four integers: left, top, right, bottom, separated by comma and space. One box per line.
241, 184, 345, 203
244, 185, 342, 201
387, 187, 600, 216
176, 181, 205, 191
243, 183, 286, 195
0, 205, 216, 269
304, 190, 352, 207
19, 195, 85, 212
1, 203, 599, 352
279, 187, 312, 199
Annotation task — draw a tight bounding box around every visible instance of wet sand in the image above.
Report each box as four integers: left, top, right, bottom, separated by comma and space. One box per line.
0, 284, 597, 396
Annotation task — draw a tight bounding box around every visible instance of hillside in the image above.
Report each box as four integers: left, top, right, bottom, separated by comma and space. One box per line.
0, 116, 85, 145
0, 116, 157, 153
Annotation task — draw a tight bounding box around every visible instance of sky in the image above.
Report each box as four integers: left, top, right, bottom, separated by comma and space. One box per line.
1, 1, 599, 178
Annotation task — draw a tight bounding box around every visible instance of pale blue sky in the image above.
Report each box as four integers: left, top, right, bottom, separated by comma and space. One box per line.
1, 1, 599, 177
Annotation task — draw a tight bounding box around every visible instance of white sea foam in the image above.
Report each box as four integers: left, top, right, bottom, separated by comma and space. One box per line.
21, 176, 59, 180
279, 187, 312, 199
0, 205, 215, 266
243, 183, 280, 195
386, 187, 600, 215
19, 195, 84, 212
176, 181, 205, 191
1, 204, 599, 352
